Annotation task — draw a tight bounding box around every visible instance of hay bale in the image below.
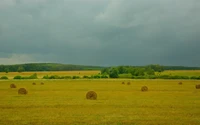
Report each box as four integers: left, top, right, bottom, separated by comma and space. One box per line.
122, 82, 125, 84
178, 82, 183, 85
32, 82, 36, 85
196, 84, 200, 89
141, 86, 148, 92
10, 84, 17, 88
18, 88, 28, 95
127, 82, 131, 85
86, 91, 97, 100
41, 82, 44, 85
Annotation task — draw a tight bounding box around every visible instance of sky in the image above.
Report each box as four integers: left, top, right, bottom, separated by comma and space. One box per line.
0, 0, 200, 66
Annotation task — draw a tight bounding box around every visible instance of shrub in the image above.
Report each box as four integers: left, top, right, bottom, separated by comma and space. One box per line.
49, 75, 60, 79
93, 75, 101, 79
14, 76, 22, 79
29, 73, 38, 79
190, 76, 200, 80
72, 76, 80, 79
101, 75, 108, 78
18, 88, 28, 95
141, 86, 148, 92
132, 76, 146, 79
86, 91, 97, 100
64, 76, 72, 79
0, 76, 8, 80
83, 75, 90, 79
43, 75, 49, 79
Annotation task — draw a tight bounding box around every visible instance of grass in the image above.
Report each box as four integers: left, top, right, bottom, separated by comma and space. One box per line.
0, 79, 200, 125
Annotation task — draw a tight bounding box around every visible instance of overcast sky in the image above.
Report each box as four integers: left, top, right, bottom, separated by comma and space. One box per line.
0, 0, 200, 66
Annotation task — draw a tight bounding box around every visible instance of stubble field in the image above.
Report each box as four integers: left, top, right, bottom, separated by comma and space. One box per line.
0, 77, 200, 125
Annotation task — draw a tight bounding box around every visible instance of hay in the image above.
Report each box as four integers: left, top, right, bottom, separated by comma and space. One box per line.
10, 84, 17, 88
122, 82, 125, 84
178, 82, 183, 85
141, 86, 148, 92
41, 82, 44, 85
18, 88, 28, 95
196, 84, 200, 89
32, 82, 36, 85
86, 91, 97, 100
127, 82, 131, 85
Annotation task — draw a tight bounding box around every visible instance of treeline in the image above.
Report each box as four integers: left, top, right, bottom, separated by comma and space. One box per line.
0, 63, 200, 73
163, 66, 200, 70
0, 63, 104, 72
101, 64, 164, 78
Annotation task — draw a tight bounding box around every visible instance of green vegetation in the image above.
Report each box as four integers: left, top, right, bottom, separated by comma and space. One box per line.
101, 64, 164, 78
0, 76, 8, 80
13, 73, 38, 79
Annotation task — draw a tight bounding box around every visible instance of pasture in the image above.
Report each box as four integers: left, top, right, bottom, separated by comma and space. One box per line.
0, 79, 200, 125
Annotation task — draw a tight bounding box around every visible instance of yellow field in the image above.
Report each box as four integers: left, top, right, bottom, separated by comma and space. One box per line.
0, 71, 100, 79
159, 70, 200, 76
0, 79, 200, 125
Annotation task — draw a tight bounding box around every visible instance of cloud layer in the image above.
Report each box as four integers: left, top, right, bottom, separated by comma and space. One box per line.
0, 0, 200, 66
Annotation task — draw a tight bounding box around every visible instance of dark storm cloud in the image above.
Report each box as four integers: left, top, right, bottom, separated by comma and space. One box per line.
0, 0, 200, 66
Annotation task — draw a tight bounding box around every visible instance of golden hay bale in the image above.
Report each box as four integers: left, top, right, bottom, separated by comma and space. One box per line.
41, 82, 44, 85
122, 82, 125, 84
32, 82, 36, 85
86, 91, 97, 100
141, 86, 148, 92
127, 82, 131, 85
10, 84, 17, 88
196, 84, 200, 89
178, 82, 183, 85
18, 88, 28, 95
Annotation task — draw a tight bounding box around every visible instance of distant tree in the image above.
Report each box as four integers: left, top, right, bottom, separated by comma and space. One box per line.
109, 68, 119, 78
145, 67, 155, 75
17, 66, 25, 73
131, 68, 145, 76
101, 68, 110, 75
4, 68, 9, 73
118, 66, 127, 74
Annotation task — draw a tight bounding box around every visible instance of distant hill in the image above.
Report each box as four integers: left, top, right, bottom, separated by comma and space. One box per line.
0, 63, 105, 72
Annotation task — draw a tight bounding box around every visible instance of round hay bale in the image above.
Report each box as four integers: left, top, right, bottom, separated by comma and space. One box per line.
127, 82, 131, 85
196, 84, 200, 89
18, 88, 28, 95
141, 86, 148, 92
10, 84, 17, 88
41, 82, 44, 85
178, 82, 183, 85
86, 91, 97, 100
122, 82, 125, 84
32, 82, 36, 85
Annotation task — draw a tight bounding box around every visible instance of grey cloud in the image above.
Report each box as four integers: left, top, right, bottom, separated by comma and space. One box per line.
0, 0, 200, 66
